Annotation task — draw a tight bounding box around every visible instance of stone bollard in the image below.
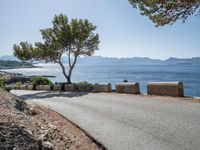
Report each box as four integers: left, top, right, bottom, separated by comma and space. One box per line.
53, 85, 61, 91
147, 81, 184, 97
93, 83, 112, 93
116, 83, 140, 94
27, 85, 34, 90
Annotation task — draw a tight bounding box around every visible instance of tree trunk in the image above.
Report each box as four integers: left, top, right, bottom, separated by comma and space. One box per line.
58, 59, 71, 84
57, 54, 78, 84
68, 55, 78, 83
66, 76, 71, 84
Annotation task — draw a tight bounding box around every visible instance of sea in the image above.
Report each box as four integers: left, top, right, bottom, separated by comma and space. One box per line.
2, 63, 200, 97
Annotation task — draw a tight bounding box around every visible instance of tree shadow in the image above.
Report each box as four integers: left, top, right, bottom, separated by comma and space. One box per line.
18, 91, 89, 101
0, 122, 39, 149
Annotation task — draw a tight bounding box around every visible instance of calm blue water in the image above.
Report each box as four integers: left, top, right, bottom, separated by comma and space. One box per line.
2, 63, 200, 97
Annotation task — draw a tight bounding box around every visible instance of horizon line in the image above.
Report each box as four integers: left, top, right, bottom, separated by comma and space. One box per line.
0, 54, 200, 61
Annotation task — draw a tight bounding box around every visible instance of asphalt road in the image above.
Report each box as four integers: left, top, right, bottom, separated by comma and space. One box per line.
11, 90, 200, 150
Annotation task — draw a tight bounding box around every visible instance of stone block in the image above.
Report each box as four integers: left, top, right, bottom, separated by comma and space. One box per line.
116, 83, 140, 94
64, 84, 76, 91
43, 85, 52, 91
20, 85, 27, 90
75, 84, 94, 92
147, 81, 184, 97
27, 85, 33, 90
35, 85, 43, 90
93, 83, 112, 92
53, 85, 61, 91
35, 85, 52, 91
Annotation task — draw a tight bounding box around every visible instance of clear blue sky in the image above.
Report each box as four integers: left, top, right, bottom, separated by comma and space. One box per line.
0, 0, 200, 59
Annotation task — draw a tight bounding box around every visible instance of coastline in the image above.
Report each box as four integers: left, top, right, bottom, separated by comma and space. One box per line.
0, 65, 42, 70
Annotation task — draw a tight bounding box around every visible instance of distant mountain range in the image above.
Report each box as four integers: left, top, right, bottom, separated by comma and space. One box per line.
0, 55, 200, 65
77, 56, 200, 65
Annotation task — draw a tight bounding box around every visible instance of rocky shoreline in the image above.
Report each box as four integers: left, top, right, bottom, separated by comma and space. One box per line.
0, 71, 56, 84
0, 90, 103, 150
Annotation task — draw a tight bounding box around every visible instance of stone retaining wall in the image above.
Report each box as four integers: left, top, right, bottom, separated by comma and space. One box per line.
13, 81, 185, 97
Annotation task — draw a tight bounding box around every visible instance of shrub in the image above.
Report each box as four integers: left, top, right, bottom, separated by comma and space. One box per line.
15, 82, 22, 89
0, 75, 11, 92
5, 85, 12, 92
31, 76, 53, 86
0, 75, 6, 89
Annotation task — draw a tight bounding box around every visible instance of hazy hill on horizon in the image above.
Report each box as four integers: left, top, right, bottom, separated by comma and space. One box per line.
0, 55, 200, 65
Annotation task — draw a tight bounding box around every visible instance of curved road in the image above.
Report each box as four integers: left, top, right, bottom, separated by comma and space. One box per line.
11, 90, 200, 150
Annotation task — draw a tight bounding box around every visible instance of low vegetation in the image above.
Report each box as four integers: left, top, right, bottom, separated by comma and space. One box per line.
0, 75, 6, 89
14, 81, 22, 89
0, 75, 12, 92
31, 76, 53, 86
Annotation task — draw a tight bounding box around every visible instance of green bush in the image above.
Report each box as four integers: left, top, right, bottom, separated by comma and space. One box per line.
5, 85, 12, 92
0, 75, 11, 92
15, 82, 22, 89
0, 75, 6, 89
31, 76, 53, 86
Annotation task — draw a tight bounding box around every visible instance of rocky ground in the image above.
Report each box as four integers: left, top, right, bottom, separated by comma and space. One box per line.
0, 90, 103, 150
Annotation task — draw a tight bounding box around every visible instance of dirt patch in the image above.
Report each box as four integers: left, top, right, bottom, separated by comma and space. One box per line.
0, 90, 104, 150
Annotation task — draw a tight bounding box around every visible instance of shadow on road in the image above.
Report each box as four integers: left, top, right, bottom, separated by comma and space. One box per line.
18, 91, 89, 100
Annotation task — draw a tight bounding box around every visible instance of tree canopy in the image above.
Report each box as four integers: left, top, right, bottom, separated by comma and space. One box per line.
129, 0, 200, 26
13, 14, 99, 83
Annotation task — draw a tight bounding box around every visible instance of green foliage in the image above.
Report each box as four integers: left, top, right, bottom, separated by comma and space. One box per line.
15, 82, 22, 89
4, 85, 12, 92
129, 0, 200, 26
13, 42, 34, 61
0, 75, 6, 89
13, 14, 100, 84
31, 76, 53, 86
0, 75, 11, 92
